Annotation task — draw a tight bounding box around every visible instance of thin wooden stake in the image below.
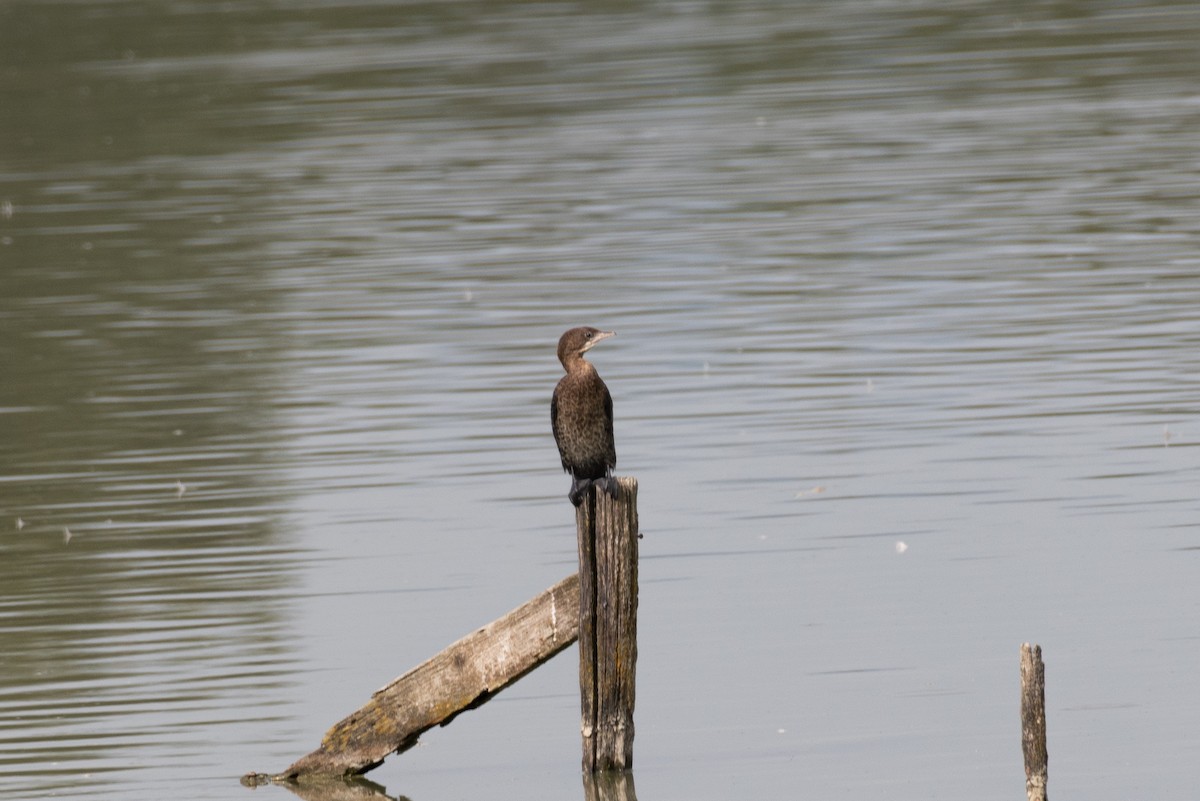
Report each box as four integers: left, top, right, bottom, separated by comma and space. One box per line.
1020, 643, 1048, 801
577, 476, 639, 772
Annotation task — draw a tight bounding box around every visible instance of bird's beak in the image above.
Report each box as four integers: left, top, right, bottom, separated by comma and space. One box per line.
583, 330, 615, 353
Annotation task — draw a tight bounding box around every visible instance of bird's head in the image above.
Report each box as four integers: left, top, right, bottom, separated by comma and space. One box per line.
558, 326, 615, 365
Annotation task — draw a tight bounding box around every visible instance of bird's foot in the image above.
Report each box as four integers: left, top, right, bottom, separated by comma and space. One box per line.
568, 477, 620, 507
594, 475, 620, 501
568, 478, 592, 507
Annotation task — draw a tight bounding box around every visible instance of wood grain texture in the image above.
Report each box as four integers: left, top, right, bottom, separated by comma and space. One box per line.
279, 574, 580, 779
1020, 643, 1048, 801
577, 476, 639, 772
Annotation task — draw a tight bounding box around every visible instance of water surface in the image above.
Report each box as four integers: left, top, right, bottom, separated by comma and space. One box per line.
3, 1, 1200, 799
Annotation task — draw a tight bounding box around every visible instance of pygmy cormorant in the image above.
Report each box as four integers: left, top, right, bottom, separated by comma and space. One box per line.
551, 326, 617, 506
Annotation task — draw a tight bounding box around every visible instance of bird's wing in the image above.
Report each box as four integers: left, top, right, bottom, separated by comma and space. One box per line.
551, 388, 569, 470
603, 384, 616, 469
551, 389, 559, 439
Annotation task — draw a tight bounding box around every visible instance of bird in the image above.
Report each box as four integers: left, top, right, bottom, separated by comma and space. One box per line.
551, 326, 617, 507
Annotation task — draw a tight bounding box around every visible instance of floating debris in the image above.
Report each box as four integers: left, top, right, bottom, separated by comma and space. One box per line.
240, 773, 270, 788
175, 480, 186, 497
63, 527, 72, 545
895, 541, 908, 554
793, 486, 826, 499
15, 517, 23, 531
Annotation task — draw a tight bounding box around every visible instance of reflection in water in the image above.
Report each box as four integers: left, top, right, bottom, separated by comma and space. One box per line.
0, 230, 298, 793
3, 1, 1200, 800
265, 774, 407, 801
0, 18, 307, 773
253, 767, 635, 801
584, 771, 638, 801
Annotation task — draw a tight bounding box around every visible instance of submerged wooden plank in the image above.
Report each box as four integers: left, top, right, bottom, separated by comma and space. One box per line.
279, 573, 580, 779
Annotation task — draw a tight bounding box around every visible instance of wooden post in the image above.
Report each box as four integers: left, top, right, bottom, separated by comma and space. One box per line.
1020, 643, 1048, 801
577, 476, 639, 772
274, 574, 580, 780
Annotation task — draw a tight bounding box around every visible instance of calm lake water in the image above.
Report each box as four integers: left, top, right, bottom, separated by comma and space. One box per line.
3, 1, 1199, 799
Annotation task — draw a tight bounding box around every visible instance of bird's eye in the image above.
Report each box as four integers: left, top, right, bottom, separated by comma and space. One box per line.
585, 331, 593, 339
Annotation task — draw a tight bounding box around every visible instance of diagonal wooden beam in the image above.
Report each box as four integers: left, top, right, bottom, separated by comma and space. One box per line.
277, 573, 580, 779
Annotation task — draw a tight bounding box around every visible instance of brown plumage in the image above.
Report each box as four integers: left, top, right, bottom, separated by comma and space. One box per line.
551, 326, 617, 506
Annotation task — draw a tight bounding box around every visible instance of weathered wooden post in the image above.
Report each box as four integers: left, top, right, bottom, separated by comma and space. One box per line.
576, 477, 639, 772
1020, 643, 1048, 801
